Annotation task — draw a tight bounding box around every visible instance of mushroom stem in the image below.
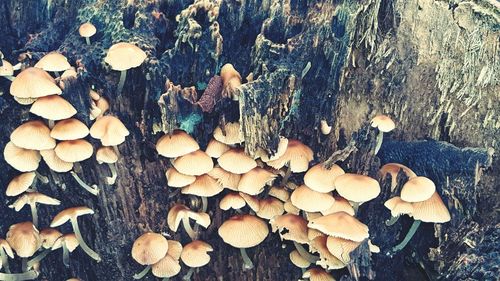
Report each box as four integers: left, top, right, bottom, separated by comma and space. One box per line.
0, 249, 11, 273
0, 270, 39, 281
34, 172, 49, 184
385, 216, 400, 226
48, 120, 55, 129
392, 220, 422, 253
112, 145, 120, 157
70, 218, 101, 262
240, 248, 254, 270
168, 189, 180, 199
201, 196, 208, 212
85, 37, 91, 45
29, 203, 38, 228
117, 70, 127, 95
182, 217, 197, 240
374, 131, 384, 155
132, 265, 151, 279
27, 249, 51, 269
352, 202, 360, 214
54, 71, 60, 78
3, 76, 14, 81
182, 268, 194, 281
21, 259, 27, 272
105, 163, 117, 185
293, 242, 319, 263
62, 242, 70, 267
162, 279, 169, 281
280, 166, 292, 186
70, 171, 100, 196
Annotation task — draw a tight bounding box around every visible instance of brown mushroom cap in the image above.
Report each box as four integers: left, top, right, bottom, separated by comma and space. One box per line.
213, 122, 243, 145
238, 192, 260, 212
238, 167, 276, 195
218, 215, 269, 248
205, 139, 230, 158
10, 192, 61, 211
180, 240, 213, 268
379, 163, 417, 191
302, 268, 335, 281
156, 130, 200, 158
30, 95, 77, 120
334, 173, 381, 203
268, 186, 290, 202
267, 139, 314, 172
308, 212, 369, 242
289, 250, 311, 268
6, 221, 41, 258
131, 232, 169, 265
151, 255, 181, 278
309, 235, 346, 270
89, 115, 130, 146
400, 176, 436, 203
290, 185, 335, 212
34, 52, 71, 72
182, 174, 223, 197
10, 67, 61, 98
283, 200, 300, 215
51, 118, 90, 140
320, 196, 355, 216
52, 234, 79, 252
256, 198, 285, 220
6, 172, 36, 196
40, 228, 63, 249
304, 163, 345, 193
96, 146, 118, 164
218, 149, 257, 174
412, 192, 451, 223
104, 42, 147, 71
0, 59, 13, 76
269, 214, 308, 244
165, 168, 196, 188
54, 139, 93, 163
40, 149, 74, 172
10, 120, 56, 150
79, 22, 96, 38
207, 166, 241, 190
166, 240, 183, 260
172, 150, 214, 176
326, 236, 361, 263
50, 206, 94, 227
371, 114, 396, 132
4, 142, 41, 172
219, 193, 246, 210
384, 197, 414, 217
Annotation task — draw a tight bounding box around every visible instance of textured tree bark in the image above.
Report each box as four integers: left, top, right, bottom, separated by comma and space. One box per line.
0, 0, 498, 281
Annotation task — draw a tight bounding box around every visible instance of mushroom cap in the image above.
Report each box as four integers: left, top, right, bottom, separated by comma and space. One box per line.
205, 138, 230, 158
268, 186, 290, 202
238, 192, 260, 212
61, 67, 77, 79
30, 95, 77, 120
151, 255, 181, 278
371, 114, 396, 132
266, 139, 314, 172
51, 118, 90, 140
290, 185, 335, 212
218, 149, 257, 174
238, 167, 276, 195
289, 250, 311, 268
4, 142, 41, 172
320, 196, 355, 216
172, 150, 214, 176
180, 240, 213, 268
309, 235, 346, 270
96, 146, 118, 164
40, 149, 74, 172
412, 192, 451, 223
50, 206, 94, 227
0, 59, 13, 76
379, 163, 417, 191
131, 232, 169, 265
218, 215, 269, 248
256, 197, 285, 220
207, 166, 241, 190
283, 200, 300, 215
6, 222, 41, 258
89, 90, 100, 101
10, 67, 62, 98
54, 139, 94, 162
79, 22, 96, 37
34, 52, 71, 72
213, 122, 243, 145
302, 268, 335, 281
10, 120, 56, 150
181, 174, 223, 197
104, 42, 147, 71
40, 228, 63, 249
13, 97, 37, 105
10, 192, 61, 211
0, 239, 15, 259
220, 64, 242, 86
256, 137, 288, 162
401, 176, 436, 203
166, 240, 183, 260
6, 172, 36, 196
334, 173, 381, 203
308, 212, 369, 242
93, 97, 109, 119
326, 236, 361, 263
384, 196, 414, 217
89, 115, 129, 146
219, 193, 246, 210
167, 204, 211, 232
52, 234, 79, 252
156, 130, 200, 158
269, 214, 308, 244
304, 163, 345, 193
165, 167, 196, 188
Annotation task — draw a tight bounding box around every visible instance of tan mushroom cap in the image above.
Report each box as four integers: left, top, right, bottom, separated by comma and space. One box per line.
52, 234, 79, 252
0, 59, 13, 76
4, 142, 41, 172
90, 115, 130, 146
79, 22, 96, 38
13, 97, 37, 105
89, 90, 100, 101
304, 163, 345, 193
308, 211, 369, 242
219, 193, 246, 210
269, 214, 308, 244
40, 149, 73, 172
131, 232, 169, 265
412, 192, 451, 223
61, 67, 77, 79
379, 163, 417, 191
0, 239, 14, 259
54, 139, 93, 163
105, 42, 147, 71
308, 228, 324, 241
213, 122, 243, 145
238, 192, 260, 212
289, 250, 311, 268
290, 185, 335, 212
166, 240, 183, 260
268, 186, 290, 202
10, 192, 61, 211
165, 168, 196, 188
309, 236, 346, 270
10, 120, 55, 150
326, 236, 361, 263
10, 67, 62, 98
320, 196, 355, 216
156, 130, 200, 158
172, 150, 213, 176
208, 166, 241, 190
151, 255, 181, 278
50, 206, 94, 227
267, 139, 314, 172
220, 64, 242, 86
256, 198, 284, 220
256, 137, 288, 162
6, 172, 36, 196
205, 139, 230, 158
181, 240, 213, 268
384, 197, 414, 217
303, 268, 335, 281
182, 174, 223, 197
35, 52, 71, 72
30, 95, 77, 120
218, 215, 269, 248
91, 97, 109, 120
96, 146, 118, 164
218, 149, 257, 174
238, 167, 276, 195
334, 173, 381, 203
284, 200, 300, 215
167, 204, 211, 232
51, 118, 90, 140
371, 114, 396, 132
6, 221, 41, 258
40, 228, 63, 249
401, 176, 436, 203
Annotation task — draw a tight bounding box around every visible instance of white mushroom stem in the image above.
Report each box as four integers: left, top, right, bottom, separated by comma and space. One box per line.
117, 70, 127, 95
21, 259, 27, 272
70, 171, 100, 196
161, 278, 170, 281
293, 242, 319, 263
29, 203, 38, 228
54, 71, 60, 78
182, 268, 194, 280
62, 241, 70, 267
2, 76, 14, 81
112, 145, 120, 157
374, 131, 384, 155
240, 248, 254, 270
201, 196, 208, 212
27, 249, 51, 269
85, 37, 91, 45
34, 172, 49, 184
385, 216, 400, 226
352, 202, 360, 214
280, 166, 292, 186
48, 120, 55, 129
133, 265, 151, 279
0, 249, 11, 273
391, 220, 422, 253
70, 218, 101, 262
105, 163, 117, 185
182, 217, 197, 240
0, 270, 39, 281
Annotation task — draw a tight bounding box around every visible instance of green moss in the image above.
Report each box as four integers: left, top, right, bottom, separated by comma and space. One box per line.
179, 113, 202, 134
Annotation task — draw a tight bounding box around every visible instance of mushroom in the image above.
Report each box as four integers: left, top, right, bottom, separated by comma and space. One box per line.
6, 222, 41, 272
289, 250, 311, 273
90, 96, 109, 120
268, 186, 290, 202
79, 22, 96, 45
9, 67, 61, 103
167, 204, 211, 240
165, 168, 196, 188
303, 163, 344, 193
180, 240, 213, 280
156, 130, 200, 158
30, 95, 77, 128
218, 214, 269, 270
131, 232, 169, 279
171, 150, 213, 176
40, 149, 74, 174
26, 228, 62, 269
50, 207, 101, 262
379, 163, 417, 192
267, 139, 314, 186
51, 234, 79, 267
90, 115, 130, 154
400, 176, 436, 203
151, 239, 182, 281
6, 173, 37, 197
290, 185, 335, 213
3, 142, 41, 173
220, 63, 242, 101
10, 120, 56, 151
207, 166, 241, 190
212, 122, 244, 145
384, 196, 414, 226
219, 193, 247, 211
238, 192, 261, 213
333, 173, 381, 212
370, 114, 395, 154
96, 147, 119, 185
9, 192, 61, 227
0, 59, 14, 81
50, 118, 90, 141
302, 267, 335, 281
238, 167, 277, 196
218, 148, 257, 174
319, 120, 332, 135
320, 196, 355, 216
309, 236, 346, 270
325, 236, 361, 264
0, 239, 14, 273
205, 139, 230, 158
307, 212, 369, 242
254, 136, 288, 162
181, 174, 223, 212
104, 42, 147, 94
256, 198, 284, 220
34, 52, 71, 77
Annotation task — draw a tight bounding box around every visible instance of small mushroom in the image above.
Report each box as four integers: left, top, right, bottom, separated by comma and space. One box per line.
289, 249, 310, 274
79, 22, 96, 45
26, 228, 62, 269
334, 173, 381, 212
172, 150, 213, 176
218, 148, 257, 175
165, 168, 196, 188
212, 122, 244, 145
238, 167, 277, 196
151, 239, 183, 281
219, 193, 247, 211
303, 163, 344, 193
156, 130, 200, 158
307, 212, 369, 242
180, 240, 213, 280
370, 114, 395, 155
3, 142, 41, 173
131, 232, 169, 279
207, 166, 241, 190
0, 239, 14, 273
384, 196, 414, 226
9, 67, 61, 103
51, 234, 79, 267
0, 59, 14, 81
267, 140, 314, 186
34, 52, 71, 77
104, 42, 147, 94
9, 192, 61, 227
96, 147, 119, 185
6, 221, 41, 273
309, 236, 346, 270
302, 267, 335, 281
256, 198, 284, 220
6, 173, 37, 197
167, 204, 211, 240
205, 139, 230, 158
181, 174, 223, 212
290, 185, 335, 213
30, 95, 77, 128
379, 163, 417, 192
220, 63, 242, 101
90, 115, 130, 153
